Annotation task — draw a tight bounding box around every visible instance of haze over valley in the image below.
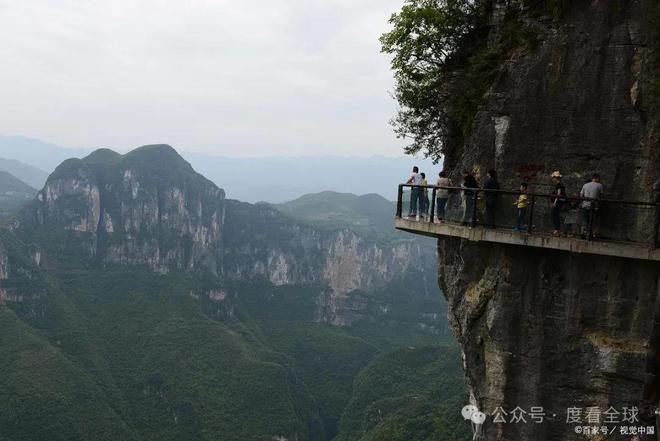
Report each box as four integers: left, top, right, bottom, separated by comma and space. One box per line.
0, 135, 438, 203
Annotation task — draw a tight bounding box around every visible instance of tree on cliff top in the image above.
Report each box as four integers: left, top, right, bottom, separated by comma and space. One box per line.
382, 1, 543, 162
381, 0, 488, 161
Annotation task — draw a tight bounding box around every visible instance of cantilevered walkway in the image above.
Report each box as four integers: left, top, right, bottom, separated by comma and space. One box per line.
395, 184, 660, 262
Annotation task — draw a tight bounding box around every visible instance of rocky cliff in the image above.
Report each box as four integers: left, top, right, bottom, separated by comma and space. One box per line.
8, 144, 438, 329
19, 145, 225, 274
437, 1, 660, 440
223, 199, 436, 325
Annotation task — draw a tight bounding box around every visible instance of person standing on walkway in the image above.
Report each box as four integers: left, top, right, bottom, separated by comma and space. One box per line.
483, 169, 500, 228
406, 166, 423, 219
514, 182, 529, 232
550, 171, 567, 236
579, 173, 604, 239
420, 172, 429, 219
436, 171, 452, 223
462, 171, 479, 226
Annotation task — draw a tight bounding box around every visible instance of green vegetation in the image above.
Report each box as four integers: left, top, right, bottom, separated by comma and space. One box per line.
4, 269, 326, 441
272, 191, 435, 246
274, 191, 396, 233
0, 308, 138, 441
335, 345, 470, 441
274, 191, 401, 245
381, 0, 540, 160
0, 146, 467, 440
380, 0, 489, 160
1, 264, 466, 441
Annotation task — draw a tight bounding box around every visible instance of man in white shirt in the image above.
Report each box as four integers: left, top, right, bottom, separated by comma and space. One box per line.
579, 173, 604, 238
406, 166, 423, 218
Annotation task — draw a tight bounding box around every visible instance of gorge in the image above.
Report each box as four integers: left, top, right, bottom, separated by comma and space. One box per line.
0, 144, 467, 441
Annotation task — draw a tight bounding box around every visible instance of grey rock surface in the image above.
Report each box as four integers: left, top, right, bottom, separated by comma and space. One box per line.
438, 1, 660, 439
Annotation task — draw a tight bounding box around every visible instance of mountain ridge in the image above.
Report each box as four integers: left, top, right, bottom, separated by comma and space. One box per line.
0, 134, 440, 203
0, 144, 463, 441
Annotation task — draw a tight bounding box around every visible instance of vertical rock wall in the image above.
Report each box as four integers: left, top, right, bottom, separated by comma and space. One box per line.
439, 1, 660, 439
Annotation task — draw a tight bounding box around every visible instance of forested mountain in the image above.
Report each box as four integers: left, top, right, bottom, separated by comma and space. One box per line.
0, 144, 467, 441
273, 191, 397, 241
0, 171, 36, 220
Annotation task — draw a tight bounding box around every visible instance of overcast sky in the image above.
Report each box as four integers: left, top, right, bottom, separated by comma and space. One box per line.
0, 0, 411, 157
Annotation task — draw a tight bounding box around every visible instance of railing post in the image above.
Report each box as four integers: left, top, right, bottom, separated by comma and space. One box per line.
396, 185, 403, 218
430, 188, 436, 223
471, 190, 478, 227
527, 194, 536, 234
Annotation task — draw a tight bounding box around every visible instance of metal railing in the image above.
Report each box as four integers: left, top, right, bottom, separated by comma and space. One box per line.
396, 184, 660, 248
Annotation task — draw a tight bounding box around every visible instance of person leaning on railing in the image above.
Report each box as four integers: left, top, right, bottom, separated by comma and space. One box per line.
483, 169, 500, 229
578, 173, 604, 239
550, 171, 567, 237
435, 171, 452, 223
514, 182, 529, 232
420, 173, 429, 219
461, 171, 479, 226
405, 166, 423, 219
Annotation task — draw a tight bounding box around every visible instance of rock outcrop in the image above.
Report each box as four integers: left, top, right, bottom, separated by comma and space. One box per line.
9, 145, 438, 330
222, 200, 437, 326
438, 1, 660, 440
21, 145, 225, 274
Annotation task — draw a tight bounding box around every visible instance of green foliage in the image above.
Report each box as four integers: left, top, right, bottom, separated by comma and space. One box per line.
380, 0, 489, 160
335, 345, 470, 441
0, 262, 466, 441
381, 0, 539, 160
260, 322, 379, 439
0, 308, 139, 441
8, 268, 326, 441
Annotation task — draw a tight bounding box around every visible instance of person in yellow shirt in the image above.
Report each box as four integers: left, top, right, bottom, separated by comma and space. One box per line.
514, 182, 529, 232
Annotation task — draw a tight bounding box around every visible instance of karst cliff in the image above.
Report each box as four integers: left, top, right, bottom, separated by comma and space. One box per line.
436, 1, 660, 440
5, 144, 439, 330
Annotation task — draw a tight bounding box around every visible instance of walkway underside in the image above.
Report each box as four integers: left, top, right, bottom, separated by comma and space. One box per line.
395, 218, 660, 262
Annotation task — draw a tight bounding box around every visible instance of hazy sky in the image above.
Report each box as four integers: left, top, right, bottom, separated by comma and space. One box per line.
0, 0, 410, 157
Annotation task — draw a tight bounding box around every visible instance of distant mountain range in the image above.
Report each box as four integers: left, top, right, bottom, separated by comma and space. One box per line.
0, 135, 440, 202
0, 170, 36, 220
0, 135, 90, 171
0, 157, 48, 189
186, 153, 440, 203
273, 191, 400, 244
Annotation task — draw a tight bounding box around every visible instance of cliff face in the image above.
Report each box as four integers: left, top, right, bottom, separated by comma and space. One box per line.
9, 145, 438, 330
439, 1, 660, 439
222, 199, 438, 326
23, 145, 225, 274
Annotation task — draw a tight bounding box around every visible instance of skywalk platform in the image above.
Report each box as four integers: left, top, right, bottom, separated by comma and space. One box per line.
395, 218, 660, 262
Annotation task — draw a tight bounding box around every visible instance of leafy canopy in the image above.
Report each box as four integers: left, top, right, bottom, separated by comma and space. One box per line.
380, 0, 486, 161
